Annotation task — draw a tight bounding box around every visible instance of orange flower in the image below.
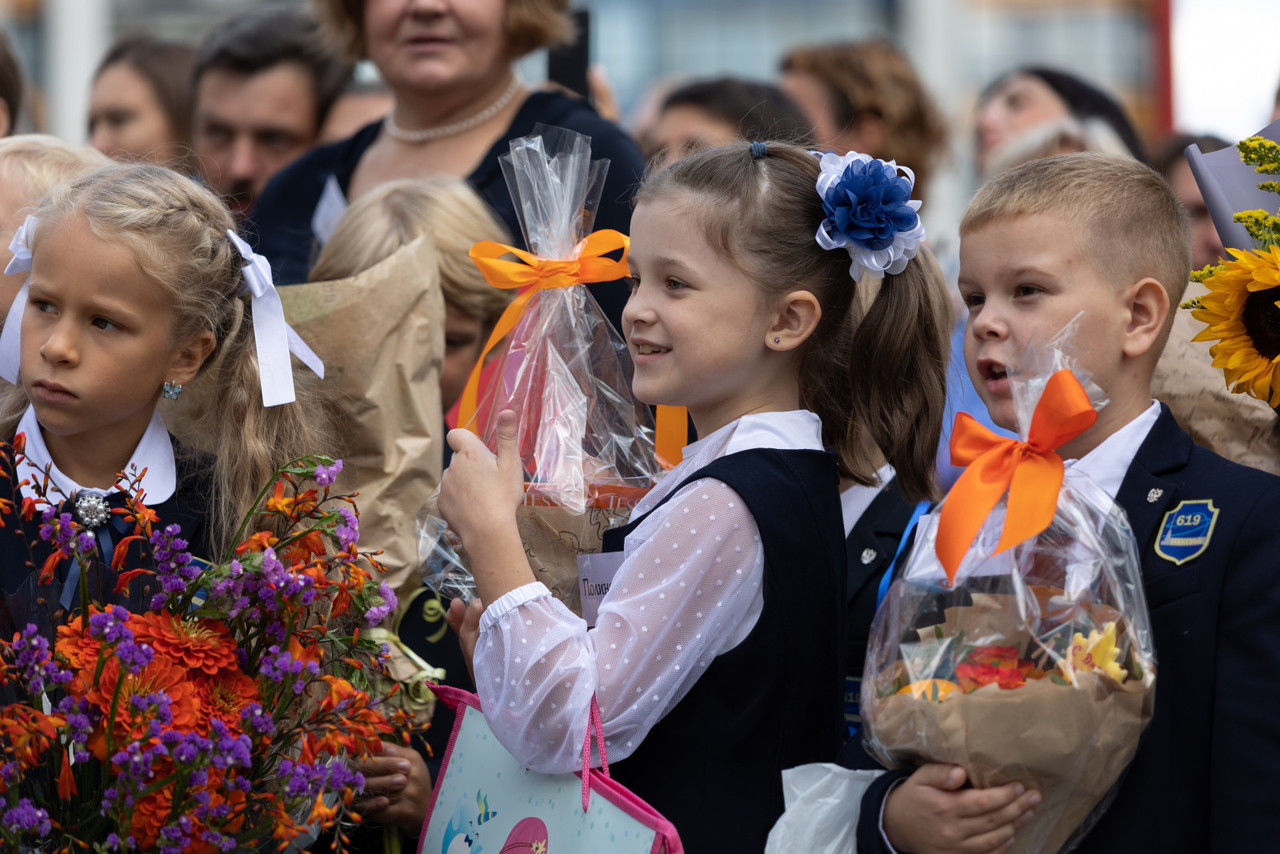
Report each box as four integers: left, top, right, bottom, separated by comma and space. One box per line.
86, 654, 200, 752
280, 530, 326, 566
56, 611, 103, 671
235, 531, 278, 555
129, 612, 237, 676
194, 669, 260, 732
0, 704, 62, 789
265, 482, 319, 518
58, 752, 77, 799
129, 788, 171, 850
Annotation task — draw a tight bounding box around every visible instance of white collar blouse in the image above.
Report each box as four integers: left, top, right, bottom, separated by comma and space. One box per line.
14, 405, 176, 504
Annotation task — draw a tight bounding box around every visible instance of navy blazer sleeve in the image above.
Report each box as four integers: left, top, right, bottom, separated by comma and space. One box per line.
1208, 478, 1280, 845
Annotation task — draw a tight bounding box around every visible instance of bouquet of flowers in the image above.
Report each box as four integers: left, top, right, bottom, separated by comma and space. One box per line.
0, 439, 406, 852
418, 125, 664, 612
1182, 120, 1280, 408
861, 326, 1156, 853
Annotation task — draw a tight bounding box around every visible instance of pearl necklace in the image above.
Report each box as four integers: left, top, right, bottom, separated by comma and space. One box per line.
383, 77, 523, 144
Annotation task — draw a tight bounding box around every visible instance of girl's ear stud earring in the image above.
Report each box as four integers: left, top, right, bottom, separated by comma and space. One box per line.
773, 337, 782, 344
162, 381, 183, 400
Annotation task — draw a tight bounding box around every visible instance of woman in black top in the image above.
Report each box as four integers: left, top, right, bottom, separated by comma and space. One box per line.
249, 0, 644, 332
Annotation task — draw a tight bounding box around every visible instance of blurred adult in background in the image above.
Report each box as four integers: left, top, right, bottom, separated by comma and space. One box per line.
250, 0, 645, 332
320, 73, 395, 144
88, 35, 196, 171
192, 6, 352, 220
1154, 132, 1229, 271
975, 66, 1146, 176
646, 76, 811, 170
780, 39, 947, 201
0, 30, 24, 137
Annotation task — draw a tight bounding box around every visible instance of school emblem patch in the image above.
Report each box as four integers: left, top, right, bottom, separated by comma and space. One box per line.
1154, 500, 1218, 565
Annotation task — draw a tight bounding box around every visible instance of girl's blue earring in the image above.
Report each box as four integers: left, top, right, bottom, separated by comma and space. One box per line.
162, 381, 183, 400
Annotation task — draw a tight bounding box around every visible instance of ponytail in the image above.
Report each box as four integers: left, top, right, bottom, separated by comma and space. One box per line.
844, 247, 950, 501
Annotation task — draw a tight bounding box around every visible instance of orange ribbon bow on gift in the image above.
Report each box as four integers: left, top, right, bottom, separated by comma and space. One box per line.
458, 230, 688, 467
456, 230, 631, 431
934, 369, 1098, 585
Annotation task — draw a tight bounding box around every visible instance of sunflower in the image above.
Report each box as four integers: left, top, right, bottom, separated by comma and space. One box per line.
1188, 244, 1280, 407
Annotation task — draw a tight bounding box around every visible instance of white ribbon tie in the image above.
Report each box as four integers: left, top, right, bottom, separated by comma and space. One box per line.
0, 214, 36, 383
226, 230, 324, 407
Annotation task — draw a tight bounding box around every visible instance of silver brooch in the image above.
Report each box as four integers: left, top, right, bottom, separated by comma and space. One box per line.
1146, 489, 1164, 504
75, 493, 110, 529
860, 548, 877, 565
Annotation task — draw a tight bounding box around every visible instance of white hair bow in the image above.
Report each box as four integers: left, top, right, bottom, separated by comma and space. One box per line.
0, 215, 36, 384
227, 230, 325, 407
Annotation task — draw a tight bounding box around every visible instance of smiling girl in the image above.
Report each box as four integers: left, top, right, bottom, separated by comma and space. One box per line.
438, 141, 948, 850
0, 162, 327, 599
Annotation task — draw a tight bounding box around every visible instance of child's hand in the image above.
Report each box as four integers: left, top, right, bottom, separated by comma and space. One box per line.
447, 597, 482, 685
438, 410, 524, 549
353, 741, 433, 834
883, 764, 1040, 854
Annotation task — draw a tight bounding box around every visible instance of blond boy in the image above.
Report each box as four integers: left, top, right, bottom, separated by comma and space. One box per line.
861, 153, 1280, 852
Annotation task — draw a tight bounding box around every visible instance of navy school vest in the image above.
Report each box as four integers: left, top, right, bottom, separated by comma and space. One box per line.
600, 448, 846, 853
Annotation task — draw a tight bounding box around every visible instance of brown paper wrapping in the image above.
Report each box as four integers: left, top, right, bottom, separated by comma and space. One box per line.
1154, 283, 1280, 475
278, 236, 445, 601
515, 502, 629, 614
867, 593, 1155, 853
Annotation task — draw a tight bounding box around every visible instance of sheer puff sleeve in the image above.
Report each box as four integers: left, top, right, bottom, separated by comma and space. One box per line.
473, 478, 764, 773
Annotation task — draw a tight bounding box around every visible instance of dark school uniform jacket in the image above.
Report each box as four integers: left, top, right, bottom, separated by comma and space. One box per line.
604, 448, 847, 854
843, 479, 916, 736
0, 442, 213, 666
245, 90, 647, 334
854, 404, 1280, 851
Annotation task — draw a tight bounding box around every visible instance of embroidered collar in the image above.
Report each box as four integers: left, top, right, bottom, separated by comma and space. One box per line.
15, 405, 176, 504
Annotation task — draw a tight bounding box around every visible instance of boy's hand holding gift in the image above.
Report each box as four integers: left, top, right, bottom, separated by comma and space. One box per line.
864, 326, 1157, 854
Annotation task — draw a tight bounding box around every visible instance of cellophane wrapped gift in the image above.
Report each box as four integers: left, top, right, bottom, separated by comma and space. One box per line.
418, 126, 662, 612
861, 328, 1156, 853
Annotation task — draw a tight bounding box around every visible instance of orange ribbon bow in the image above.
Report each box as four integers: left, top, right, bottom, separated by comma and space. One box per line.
456, 230, 632, 431
934, 369, 1098, 585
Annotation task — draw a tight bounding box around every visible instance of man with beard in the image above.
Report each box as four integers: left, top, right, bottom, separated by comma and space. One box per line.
192, 6, 350, 221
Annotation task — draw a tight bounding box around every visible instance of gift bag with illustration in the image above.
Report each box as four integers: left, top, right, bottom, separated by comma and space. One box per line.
861, 323, 1157, 853
417, 126, 669, 612
418, 685, 682, 854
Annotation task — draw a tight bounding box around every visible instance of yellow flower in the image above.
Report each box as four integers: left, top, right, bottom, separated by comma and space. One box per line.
1188, 245, 1280, 407
1063, 622, 1127, 684
897, 678, 961, 701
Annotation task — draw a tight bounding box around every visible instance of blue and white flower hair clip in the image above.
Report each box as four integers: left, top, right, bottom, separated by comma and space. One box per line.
813, 150, 926, 281
0, 215, 37, 384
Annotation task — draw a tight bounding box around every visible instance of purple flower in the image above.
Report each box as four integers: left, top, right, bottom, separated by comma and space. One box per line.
116, 639, 154, 675
88, 605, 133, 644
314, 459, 343, 487
336, 506, 359, 549
4, 798, 51, 835
10, 624, 72, 695
364, 581, 396, 626
241, 703, 276, 736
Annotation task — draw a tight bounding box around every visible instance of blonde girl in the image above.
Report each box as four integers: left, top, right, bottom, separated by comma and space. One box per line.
0, 162, 328, 599
438, 141, 949, 850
